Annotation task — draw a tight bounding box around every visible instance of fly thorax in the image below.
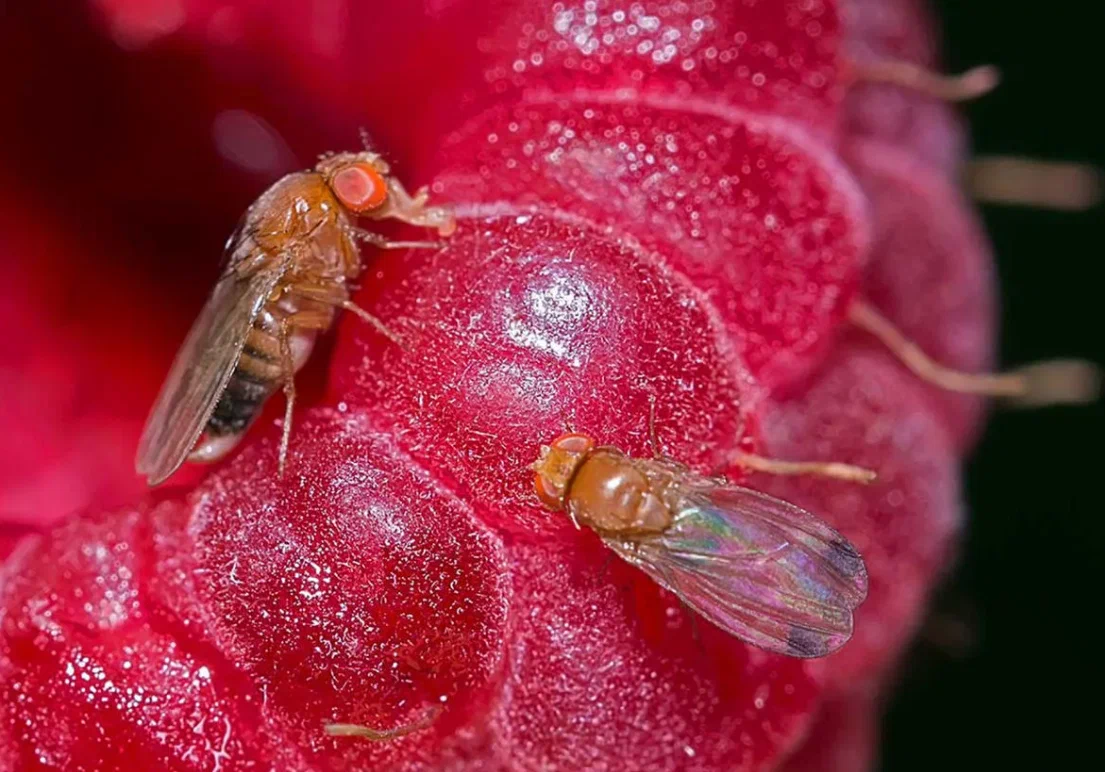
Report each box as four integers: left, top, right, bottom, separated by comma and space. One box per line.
567, 450, 674, 535
310, 211, 357, 273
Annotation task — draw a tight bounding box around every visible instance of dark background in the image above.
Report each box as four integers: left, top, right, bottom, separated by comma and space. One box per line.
882, 2, 1102, 769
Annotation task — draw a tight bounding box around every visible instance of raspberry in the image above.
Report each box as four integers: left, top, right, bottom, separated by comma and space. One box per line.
0, 2, 1011, 768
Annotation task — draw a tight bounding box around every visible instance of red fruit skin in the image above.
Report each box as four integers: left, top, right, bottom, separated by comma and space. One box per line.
777, 689, 878, 772
149, 413, 513, 770
328, 213, 823, 768
747, 342, 962, 690
0, 0, 997, 769
0, 528, 36, 566
2, 415, 512, 770
433, 102, 868, 388
456, 0, 845, 134
478, 539, 818, 770
0, 199, 188, 528
0, 507, 282, 770
844, 139, 995, 448
331, 213, 752, 534
840, 0, 967, 172
80, 0, 849, 151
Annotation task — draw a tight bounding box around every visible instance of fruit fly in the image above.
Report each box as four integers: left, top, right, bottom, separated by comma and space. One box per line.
531, 433, 869, 658
136, 150, 455, 486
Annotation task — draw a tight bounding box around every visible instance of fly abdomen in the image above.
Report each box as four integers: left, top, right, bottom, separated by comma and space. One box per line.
206, 325, 282, 437
207, 372, 274, 435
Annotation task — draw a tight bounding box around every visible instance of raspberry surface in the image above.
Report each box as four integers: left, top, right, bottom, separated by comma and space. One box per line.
0, 2, 998, 769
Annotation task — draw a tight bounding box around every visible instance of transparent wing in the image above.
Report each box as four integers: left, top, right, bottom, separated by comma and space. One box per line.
135, 258, 285, 486
605, 473, 868, 658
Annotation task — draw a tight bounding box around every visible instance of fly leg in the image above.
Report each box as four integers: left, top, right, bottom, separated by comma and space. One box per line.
277, 319, 296, 477
348, 226, 446, 252
340, 299, 405, 347
288, 282, 404, 347
273, 308, 335, 475
378, 176, 457, 237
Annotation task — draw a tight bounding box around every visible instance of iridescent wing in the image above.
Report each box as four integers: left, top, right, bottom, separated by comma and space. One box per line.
135, 249, 286, 486
604, 471, 868, 657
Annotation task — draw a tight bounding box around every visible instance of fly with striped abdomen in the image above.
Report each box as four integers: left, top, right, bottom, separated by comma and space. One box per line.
136, 149, 455, 486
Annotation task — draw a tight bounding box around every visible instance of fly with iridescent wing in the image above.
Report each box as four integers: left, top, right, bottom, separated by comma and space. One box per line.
532, 433, 868, 658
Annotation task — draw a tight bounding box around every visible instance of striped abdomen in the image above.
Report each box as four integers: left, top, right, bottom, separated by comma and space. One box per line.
187, 305, 322, 464
207, 321, 284, 438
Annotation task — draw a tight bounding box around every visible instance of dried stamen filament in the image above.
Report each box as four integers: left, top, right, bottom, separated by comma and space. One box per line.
733, 452, 878, 484
724, 409, 876, 485
850, 59, 1001, 102
967, 156, 1102, 212
324, 706, 440, 741
849, 300, 1101, 407
853, 59, 1102, 211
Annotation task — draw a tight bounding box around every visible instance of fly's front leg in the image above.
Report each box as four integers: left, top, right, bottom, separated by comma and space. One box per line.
289, 282, 404, 347
373, 176, 456, 237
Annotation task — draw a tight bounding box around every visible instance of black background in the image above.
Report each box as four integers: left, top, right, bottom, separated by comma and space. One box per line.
882, 2, 1102, 769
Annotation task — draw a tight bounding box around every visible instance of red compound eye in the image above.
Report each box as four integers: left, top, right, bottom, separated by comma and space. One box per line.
533, 471, 565, 511
533, 433, 596, 510
331, 162, 388, 213
550, 433, 596, 454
